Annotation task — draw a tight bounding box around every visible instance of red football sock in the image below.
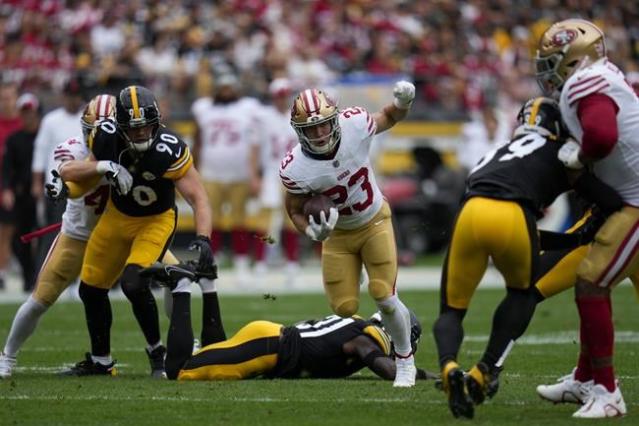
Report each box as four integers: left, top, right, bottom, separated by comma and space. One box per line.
282, 230, 300, 262
576, 295, 615, 392
574, 323, 592, 382
253, 233, 266, 262
210, 230, 223, 255
231, 229, 250, 256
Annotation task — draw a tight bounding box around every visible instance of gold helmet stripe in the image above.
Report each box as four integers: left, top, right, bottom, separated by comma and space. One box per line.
364, 325, 392, 356
130, 86, 141, 119
528, 97, 544, 126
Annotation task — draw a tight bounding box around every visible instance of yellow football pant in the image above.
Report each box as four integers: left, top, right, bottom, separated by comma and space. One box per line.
178, 321, 282, 381
443, 197, 537, 310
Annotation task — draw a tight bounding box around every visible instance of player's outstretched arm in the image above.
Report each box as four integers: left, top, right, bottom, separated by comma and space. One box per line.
371, 81, 415, 134
345, 335, 396, 380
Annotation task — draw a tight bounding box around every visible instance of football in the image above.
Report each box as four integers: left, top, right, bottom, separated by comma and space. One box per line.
303, 194, 336, 223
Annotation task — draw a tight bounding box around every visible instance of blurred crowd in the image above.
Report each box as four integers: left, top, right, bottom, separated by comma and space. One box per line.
1, 0, 638, 120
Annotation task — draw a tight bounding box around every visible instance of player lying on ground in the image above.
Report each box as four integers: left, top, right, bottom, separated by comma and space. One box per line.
140, 262, 434, 382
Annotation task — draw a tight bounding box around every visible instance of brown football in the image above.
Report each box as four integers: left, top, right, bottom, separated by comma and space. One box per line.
303, 194, 336, 223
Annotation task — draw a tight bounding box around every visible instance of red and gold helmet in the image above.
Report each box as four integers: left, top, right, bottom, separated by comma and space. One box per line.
290, 89, 340, 156
81, 94, 115, 139
535, 19, 606, 97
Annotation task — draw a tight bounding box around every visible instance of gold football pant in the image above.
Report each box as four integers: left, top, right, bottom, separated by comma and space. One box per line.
81, 201, 176, 289
442, 197, 538, 310
322, 201, 397, 317
32, 232, 86, 306
204, 181, 250, 229
178, 320, 282, 381
536, 208, 639, 298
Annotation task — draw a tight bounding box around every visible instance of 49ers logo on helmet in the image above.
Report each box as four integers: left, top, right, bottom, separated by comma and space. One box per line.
551, 29, 577, 47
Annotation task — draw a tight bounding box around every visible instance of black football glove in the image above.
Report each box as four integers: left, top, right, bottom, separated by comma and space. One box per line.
188, 235, 216, 275
45, 170, 68, 203
577, 207, 607, 246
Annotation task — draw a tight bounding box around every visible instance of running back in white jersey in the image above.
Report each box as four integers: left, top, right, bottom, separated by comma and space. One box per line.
279, 106, 381, 230
50, 137, 109, 241
193, 97, 259, 182
560, 58, 639, 206
259, 105, 298, 208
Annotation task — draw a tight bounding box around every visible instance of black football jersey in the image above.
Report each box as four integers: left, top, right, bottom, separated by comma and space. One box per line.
466, 132, 570, 217
290, 315, 390, 379
88, 120, 192, 217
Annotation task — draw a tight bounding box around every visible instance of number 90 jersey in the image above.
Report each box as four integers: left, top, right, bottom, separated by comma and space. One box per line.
466, 132, 570, 217
88, 120, 193, 217
279, 107, 382, 230
51, 136, 110, 241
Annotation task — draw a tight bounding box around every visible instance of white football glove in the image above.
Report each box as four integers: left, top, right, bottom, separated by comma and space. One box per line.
393, 81, 415, 109
558, 138, 584, 169
305, 207, 339, 242
96, 160, 133, 195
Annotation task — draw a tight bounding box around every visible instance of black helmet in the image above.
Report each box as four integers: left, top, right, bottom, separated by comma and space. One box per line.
116, 85, 161, 152
514, 97, 567, 141
370, 309, 422, 356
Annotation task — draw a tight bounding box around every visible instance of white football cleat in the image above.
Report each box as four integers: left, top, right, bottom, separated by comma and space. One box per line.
394, 355, 416, 387
536, 368, 593, 404
0, 352, 17, 379
572, 383, 626, 418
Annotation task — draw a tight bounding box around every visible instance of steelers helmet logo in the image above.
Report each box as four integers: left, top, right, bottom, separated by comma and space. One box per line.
551, 29, 577, 47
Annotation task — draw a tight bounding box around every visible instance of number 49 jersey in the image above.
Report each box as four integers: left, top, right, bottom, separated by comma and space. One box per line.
279, 107, 381, 230
466, 132, 571, 217
88, 120, 193, 217
50, 136, 110, 241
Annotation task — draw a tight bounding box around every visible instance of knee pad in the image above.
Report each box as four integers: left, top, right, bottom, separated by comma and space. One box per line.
120, 264, 148, 296
332, 299, 359, 318
368, 278, 393, 301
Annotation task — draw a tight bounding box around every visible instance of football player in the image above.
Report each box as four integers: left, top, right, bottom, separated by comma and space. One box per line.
140, 262, 430, 382
279, 81, 418, 387
56, 86, 214, 378
191, 73, 261, 285
251, 78, 301, 283
432, 97, 623, 419
0, 94, 114, 379
535, 19, 639, 418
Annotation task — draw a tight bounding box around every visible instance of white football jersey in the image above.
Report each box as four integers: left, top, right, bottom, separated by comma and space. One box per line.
279, 106, 381, 230
50, 137, 109, 241
560, 58, 639, 205
259, 105, 298, 208
193, 97, 259, 182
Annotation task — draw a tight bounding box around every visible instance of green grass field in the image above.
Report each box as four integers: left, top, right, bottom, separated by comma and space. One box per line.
0, 285, 637, 425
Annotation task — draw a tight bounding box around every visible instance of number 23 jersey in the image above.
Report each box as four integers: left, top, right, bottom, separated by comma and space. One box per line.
279, 107, 381, 230
88, 120, 193, 217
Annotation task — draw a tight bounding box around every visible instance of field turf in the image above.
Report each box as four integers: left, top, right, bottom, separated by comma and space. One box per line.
0, 285, 637, 425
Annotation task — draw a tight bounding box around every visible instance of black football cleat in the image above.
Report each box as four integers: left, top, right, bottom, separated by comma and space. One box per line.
59, 353, 117, 377
466, 362, 502, 405
140, 262, 197, 288
146, 345, 167, 379
446, 368, 474, 419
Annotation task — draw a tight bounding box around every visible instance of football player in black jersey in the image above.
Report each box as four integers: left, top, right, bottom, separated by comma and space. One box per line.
57, 86, 216, 378
432, 97, 623, 419
139, 262, 432, 382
